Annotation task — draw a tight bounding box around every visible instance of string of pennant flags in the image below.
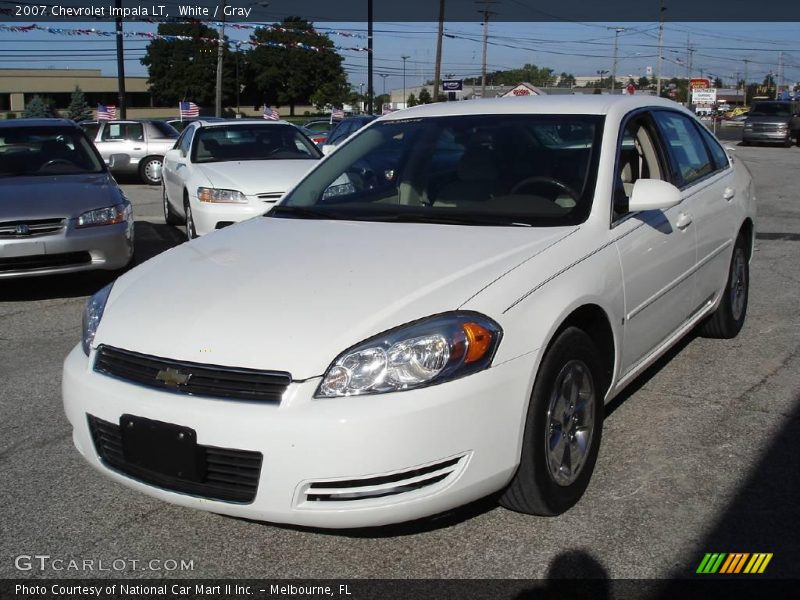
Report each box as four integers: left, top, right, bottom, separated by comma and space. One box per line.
0, 24, 371, 53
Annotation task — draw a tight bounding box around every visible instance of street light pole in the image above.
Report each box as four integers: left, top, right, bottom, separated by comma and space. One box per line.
402, 55, 410, 108
114, 0, 126, 118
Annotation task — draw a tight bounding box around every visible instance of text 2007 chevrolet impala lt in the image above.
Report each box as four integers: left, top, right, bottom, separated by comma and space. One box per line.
63, 96, 755, 528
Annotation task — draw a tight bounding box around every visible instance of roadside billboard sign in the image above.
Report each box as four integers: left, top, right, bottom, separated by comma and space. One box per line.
690, 78, 711, 90
692, 88, 718, 105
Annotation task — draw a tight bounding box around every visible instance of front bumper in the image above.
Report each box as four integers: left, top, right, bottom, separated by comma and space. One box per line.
0, 219, 133, 279
190, 195, 277, 237
742, 129, 791, 143
62, 344, 536, 528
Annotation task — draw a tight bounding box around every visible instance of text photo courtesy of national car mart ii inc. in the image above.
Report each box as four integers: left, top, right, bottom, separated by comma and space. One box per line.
13, 583, 356, 597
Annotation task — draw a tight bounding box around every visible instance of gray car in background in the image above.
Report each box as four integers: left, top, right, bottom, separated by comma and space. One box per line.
0, 119, 134, 279
80, 119, 179, 185
742, 100, 800, 147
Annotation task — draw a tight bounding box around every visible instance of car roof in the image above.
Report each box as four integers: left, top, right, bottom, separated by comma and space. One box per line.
379, 95, 687, 121
192, 119, 292, 128
0, 118, 77, 129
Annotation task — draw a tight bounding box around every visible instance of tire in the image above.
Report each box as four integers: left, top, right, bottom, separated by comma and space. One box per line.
499, 327, 605, 516
184, 195, 197, 240
784, 135, 793, 148
162, 184, 183, 226
699, 233, 749, 339
139, 156, 163, 186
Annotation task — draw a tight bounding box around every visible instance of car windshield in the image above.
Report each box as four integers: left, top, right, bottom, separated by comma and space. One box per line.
0, 126, 105, 177
749, 103, 792, 117
275, 114, 603, 227
192, 124, 322, 163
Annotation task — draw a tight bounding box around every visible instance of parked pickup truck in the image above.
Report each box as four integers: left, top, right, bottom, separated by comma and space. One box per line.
79, 120, 179, 185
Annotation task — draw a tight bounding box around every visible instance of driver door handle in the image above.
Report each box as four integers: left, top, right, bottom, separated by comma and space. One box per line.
676, 212, 693, 230
723, 187, 736, 201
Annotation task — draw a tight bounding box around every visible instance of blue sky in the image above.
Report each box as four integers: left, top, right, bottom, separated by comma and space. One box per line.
1, 21, 798, 93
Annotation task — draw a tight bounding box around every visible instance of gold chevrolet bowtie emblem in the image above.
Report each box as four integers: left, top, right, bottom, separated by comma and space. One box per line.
155, 367, 191, 387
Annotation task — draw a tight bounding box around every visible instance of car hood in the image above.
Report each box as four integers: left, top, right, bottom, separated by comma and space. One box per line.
198, 160, 319, 196
0, 173, 119, 220
97, 217, 574, 379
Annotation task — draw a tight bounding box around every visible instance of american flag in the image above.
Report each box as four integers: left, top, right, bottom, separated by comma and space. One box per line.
262, 105, 279, 120
97, 104, 117, 120
179, 101, 200, 118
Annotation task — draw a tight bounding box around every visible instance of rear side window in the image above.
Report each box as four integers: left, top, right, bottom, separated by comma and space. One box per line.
652, 111, 713, 187
696, 124, 730, 171
102, 122, 143, 142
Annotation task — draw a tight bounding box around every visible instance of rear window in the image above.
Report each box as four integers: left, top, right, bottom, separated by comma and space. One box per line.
749, 102, 793, 117
150, 121, 180, 138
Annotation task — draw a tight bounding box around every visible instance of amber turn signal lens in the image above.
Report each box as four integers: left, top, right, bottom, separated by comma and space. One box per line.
463, 322, 494, 363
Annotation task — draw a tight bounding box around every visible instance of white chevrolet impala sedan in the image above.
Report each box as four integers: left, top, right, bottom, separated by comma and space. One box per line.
63, 96, 755, 528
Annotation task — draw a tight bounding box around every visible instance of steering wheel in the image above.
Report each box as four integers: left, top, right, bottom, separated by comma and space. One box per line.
40, 158, 75, 170
510, 176, 579, 202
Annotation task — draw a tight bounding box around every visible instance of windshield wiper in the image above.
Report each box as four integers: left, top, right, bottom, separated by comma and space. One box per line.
267, 205, 341, 220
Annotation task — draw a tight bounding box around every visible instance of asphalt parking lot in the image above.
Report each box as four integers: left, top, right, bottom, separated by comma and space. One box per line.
1, 126, 798, 581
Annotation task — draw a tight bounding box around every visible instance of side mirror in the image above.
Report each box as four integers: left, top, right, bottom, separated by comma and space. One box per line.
628, 179, 681, 213
164, 148, 183, 162
107, 154, 130, 169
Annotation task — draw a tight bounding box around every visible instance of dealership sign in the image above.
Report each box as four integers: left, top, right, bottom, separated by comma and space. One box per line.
442, 79, 463, 91
502, 83, 542, 97
690, 78, 711, 90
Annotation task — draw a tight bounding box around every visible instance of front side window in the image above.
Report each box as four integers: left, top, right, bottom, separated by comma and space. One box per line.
614, 116, 664, 219
0, 126, 105, 176
275, 114, 604, 228
191, 124, 321, 163
653, 111, 714, 187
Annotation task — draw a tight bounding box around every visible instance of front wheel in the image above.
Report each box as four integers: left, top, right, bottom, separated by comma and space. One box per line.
499, 327, 605, 516
139, 156, 163, 186
699, 233, 749, 339
184, 196, 197, 240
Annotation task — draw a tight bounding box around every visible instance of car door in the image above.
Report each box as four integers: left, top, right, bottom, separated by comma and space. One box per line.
652, 110, 736, 311
612, 111, 699, 376
163, 125, 194, 202
95, 122, 146, 167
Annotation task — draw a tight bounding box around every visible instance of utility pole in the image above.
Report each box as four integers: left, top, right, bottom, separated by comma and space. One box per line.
743, 59, 750, 106
401, 55, 410, 108
115, 0, 126, 118
686, 34, 693, 81
433, 0, 446, 102
656, 0, 665, 97
609, 27, 625, 92
478, 0, 497, 98
778, 51, 785, 94
367, 0, 374, 114
215, 0, 226, 117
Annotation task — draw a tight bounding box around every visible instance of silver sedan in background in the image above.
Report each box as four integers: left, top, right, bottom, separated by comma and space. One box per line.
0, 119, 134, 279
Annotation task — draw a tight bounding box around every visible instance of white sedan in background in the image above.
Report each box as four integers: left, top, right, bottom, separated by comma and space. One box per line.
65, 96, 755, 528
161, 120, 321, 237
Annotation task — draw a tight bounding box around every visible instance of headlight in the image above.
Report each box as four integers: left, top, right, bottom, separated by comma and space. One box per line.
777, 123, 789, 129
316, 312, 502, 398
197, 187, 247, 203
82, 282, 113, 355
76, 203, 130, 228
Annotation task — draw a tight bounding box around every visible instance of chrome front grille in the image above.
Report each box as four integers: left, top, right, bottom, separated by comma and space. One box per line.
0, 218, 65, 238
94, 345, 292, 403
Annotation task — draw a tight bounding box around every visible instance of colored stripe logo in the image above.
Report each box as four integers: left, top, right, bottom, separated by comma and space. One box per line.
696, 553, 773, 574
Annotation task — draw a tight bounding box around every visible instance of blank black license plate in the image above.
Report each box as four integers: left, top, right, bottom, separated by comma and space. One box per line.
120, 415, 205, 482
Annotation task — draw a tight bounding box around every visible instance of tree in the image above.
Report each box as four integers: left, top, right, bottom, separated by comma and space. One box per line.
23, 95, 53, 118
67, 86, 93, 122
243, 17, 349, 116
407, 93, 418, 107
141, 22, 238, 108
713, 77, 724, 88
637, 76, 650, 89
464, 63, 555, 87
417, 88, 432, 104
557, 73, 576, 88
